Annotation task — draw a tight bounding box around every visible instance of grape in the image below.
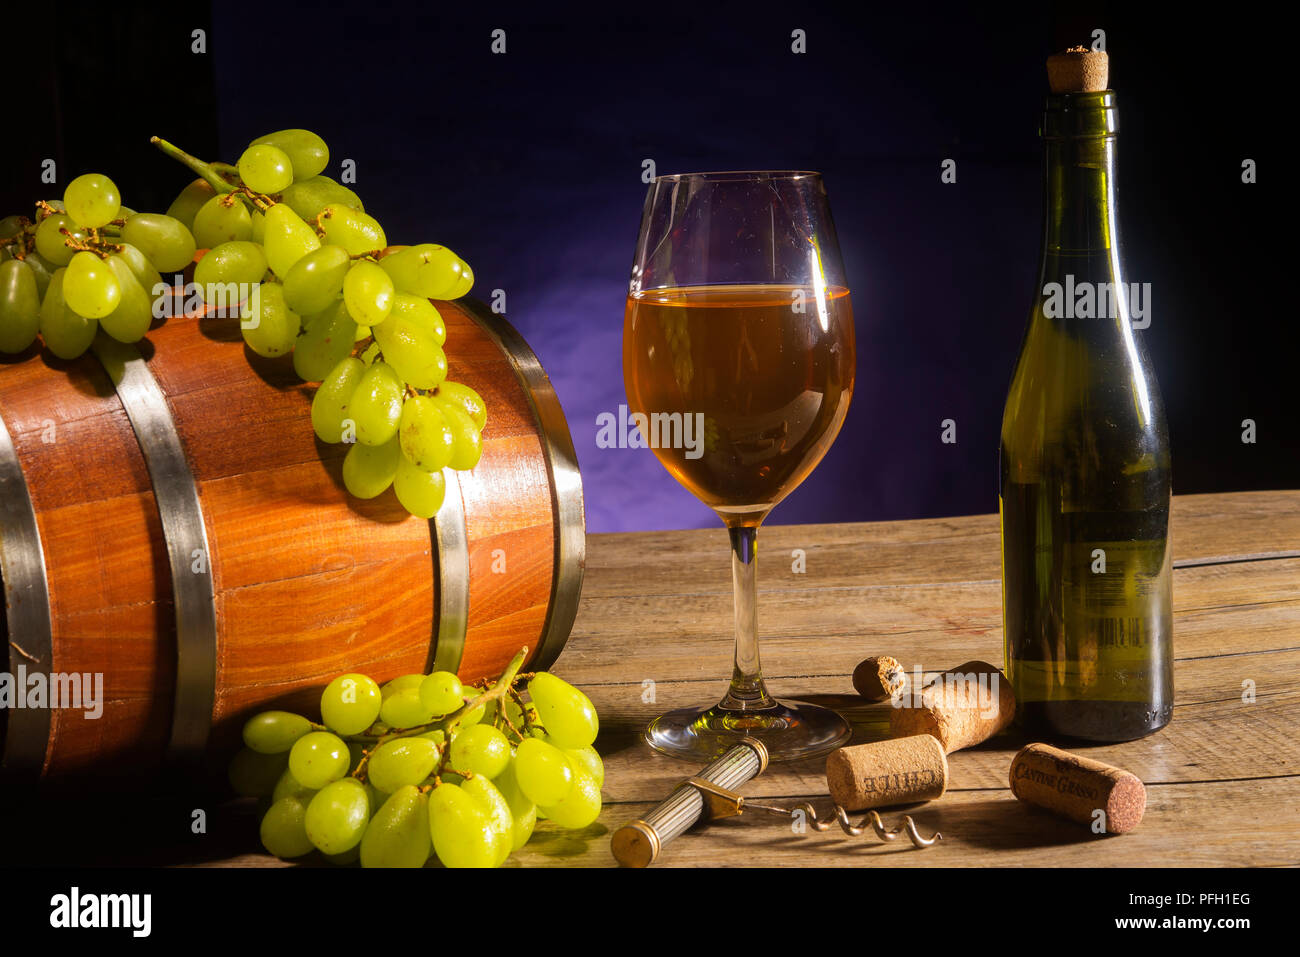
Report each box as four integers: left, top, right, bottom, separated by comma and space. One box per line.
418, 671, 464, 716
461, 775, 513, 866
288, 730, 350, 789
449, 260, 474, 299
192, 194, 253, 248
342, 260, 394, 326
430, 381, 484, 431
320, 673, 382, 735
379, 688, 436, 729
373, 306, 447, 389
194, 241, 267, 297
38, 269, 97, 359
165, 178, 218, 231
260, 796, 315, 859
62, 251, 121, 319
528, 672, 599, 748
355, 323, 371, 341
294, 300, 358, 382
0, 215, 26, 239
319, 203, 386, 256
367, 736, 440, 793
283, 243, 350, 316
99, 255, 152, 343
382, 674, 427, 698
228, 747, 289, 797
0, 260, 41, 353
250, 208, 266, 244
397, 395, 456, 472
449, 724, 510, 779
238, 144, 294, 194
431, 398, 483, 471
377, 244, 464, 299
240, 282, 301, 357
564, 745, 605, 789
513, 737, 574, 806
20, 253, 55, 300
119, 214, 196, 273
342, 436, 400, 499
262, 203, 320, 278
251, 129, 330, 181
304, 777, 370, 854
392, 292, 446, 344
312, 356, 365, 442
34, 213, 86, 266
361, 786, 431, 868
495, 759, 539, 850
113, 243, 162, 299
63, 173, 121, 229
322, 846, 360, 867
280, 175, 363, 222
240, 710, 312, 755
349, 359, 403, 445
393, 456, 446, 519
538, 766, 601, 829
427, 783, 497, 868
272, 767, 317, 804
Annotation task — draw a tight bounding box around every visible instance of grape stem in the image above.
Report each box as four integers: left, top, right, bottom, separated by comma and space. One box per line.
150, 136, 236, 195
348, 647, 531, 782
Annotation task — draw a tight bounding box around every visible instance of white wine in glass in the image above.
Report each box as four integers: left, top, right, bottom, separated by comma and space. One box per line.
623, 171, 856, 761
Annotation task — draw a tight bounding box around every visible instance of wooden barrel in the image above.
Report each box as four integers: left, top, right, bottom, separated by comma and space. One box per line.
0, 298, 584, 779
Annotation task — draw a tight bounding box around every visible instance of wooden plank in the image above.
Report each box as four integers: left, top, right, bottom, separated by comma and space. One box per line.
555, 558, 1300, 686
501, 776, 1300, 868
559, 653, 1300, 804
580, 491, 1300, 598
204, 775, 1300, 868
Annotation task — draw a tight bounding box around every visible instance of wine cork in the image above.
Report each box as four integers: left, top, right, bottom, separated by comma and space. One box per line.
852, 655, 906, 701
1010, 743, 1146, 834
889, 660, 1015, 753
1047, 46, 1109, 93
826, 734, 948, 811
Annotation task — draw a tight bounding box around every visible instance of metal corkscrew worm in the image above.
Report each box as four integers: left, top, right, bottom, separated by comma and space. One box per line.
739, 799, 942, 846
611, 740, 942, 866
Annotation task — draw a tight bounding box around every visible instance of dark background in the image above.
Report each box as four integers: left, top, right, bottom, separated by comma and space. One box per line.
5, 2, 1292, 532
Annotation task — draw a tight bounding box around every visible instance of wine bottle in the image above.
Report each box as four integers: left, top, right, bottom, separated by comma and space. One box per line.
1000, 48, 1173, 742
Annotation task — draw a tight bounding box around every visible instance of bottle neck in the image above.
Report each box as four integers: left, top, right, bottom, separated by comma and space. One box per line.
1040, 91, 1121, 262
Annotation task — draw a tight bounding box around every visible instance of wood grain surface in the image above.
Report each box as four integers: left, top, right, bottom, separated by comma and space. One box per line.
171, 490, 1300, 867
0, 302, 561, 775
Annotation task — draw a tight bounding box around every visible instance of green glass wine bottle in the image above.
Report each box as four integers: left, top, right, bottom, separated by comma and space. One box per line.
1000, 49, 1173, 742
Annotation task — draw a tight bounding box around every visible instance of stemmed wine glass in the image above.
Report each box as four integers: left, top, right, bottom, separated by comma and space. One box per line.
622, 171, 856, 761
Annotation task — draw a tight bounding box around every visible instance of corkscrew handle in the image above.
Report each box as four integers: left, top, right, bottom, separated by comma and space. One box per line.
611, 739, 768, 867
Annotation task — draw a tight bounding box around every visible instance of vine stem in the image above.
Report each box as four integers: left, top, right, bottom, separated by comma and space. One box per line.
150, 136, 235, 194
348, 647, 531, 780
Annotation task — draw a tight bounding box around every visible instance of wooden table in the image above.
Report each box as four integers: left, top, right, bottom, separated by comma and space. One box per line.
508, 490, 1300, 868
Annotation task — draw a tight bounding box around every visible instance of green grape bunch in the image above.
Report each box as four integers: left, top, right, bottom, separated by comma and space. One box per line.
1, 173, 189, 358
2, 127, 487, 521
229, 648, 604, 868
152, 129, 485, 519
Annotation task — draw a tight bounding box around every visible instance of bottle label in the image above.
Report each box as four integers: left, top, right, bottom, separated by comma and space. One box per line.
1009, 538, 1171, 703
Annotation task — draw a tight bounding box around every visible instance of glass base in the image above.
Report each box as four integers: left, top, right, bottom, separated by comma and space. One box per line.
644, 699, 851, 763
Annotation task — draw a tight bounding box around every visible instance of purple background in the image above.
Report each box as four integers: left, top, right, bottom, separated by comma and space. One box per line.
8, 3, 1293, 533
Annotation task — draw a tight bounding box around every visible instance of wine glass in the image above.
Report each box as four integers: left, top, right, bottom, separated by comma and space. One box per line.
622, 170, 856, 761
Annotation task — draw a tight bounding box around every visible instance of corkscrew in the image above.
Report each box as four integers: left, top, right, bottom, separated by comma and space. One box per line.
611, 740, 942, 867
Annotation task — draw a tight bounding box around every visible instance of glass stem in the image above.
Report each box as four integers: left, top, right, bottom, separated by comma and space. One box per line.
719, 525, 776, 710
